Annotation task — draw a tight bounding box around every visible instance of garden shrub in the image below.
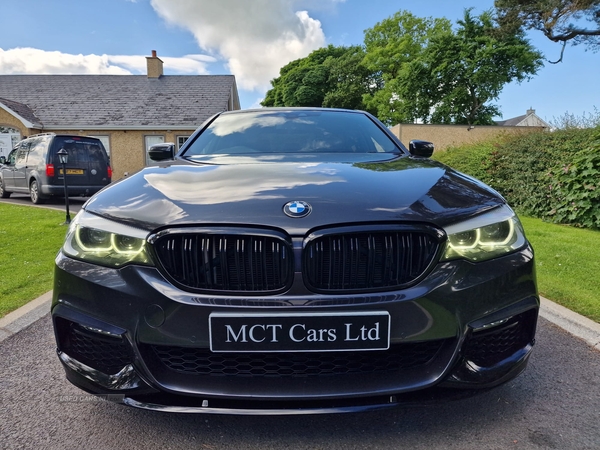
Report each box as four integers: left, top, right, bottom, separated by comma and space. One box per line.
546, 137, 600, 228
433, 139, 500, 186
432, 126, 600, 229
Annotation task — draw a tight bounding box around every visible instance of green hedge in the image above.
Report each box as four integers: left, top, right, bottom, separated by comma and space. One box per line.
433, 127, 600, 229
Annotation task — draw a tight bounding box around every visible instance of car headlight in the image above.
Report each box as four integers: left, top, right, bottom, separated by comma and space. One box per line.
63, 211, 152, 267
441, 205, 527, 262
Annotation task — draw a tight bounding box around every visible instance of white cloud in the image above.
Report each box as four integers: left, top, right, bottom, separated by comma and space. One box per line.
150, 0, 326, 91
0, 1, 338, 94
0, 48, 131, 75
0, 47, 214, 75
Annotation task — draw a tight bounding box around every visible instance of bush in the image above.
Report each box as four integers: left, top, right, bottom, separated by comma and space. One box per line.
547, 142, 600, 228
433, 139, 500, 186
433, 126, 600, 229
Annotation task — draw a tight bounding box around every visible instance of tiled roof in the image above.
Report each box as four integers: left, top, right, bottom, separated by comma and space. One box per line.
0, 75, 238, 128
495, 109, 550, 128
0, 97, 43, 127
495, 114, 527, 126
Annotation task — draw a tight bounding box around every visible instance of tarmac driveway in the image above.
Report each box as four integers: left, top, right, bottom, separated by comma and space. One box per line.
0, 314, 598, 449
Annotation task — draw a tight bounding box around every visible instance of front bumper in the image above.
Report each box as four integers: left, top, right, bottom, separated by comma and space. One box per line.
52, 246, 538, 414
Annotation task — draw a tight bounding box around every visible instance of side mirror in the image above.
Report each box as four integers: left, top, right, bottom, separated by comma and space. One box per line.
0, 156, 6, 165
408, 140, 434, 158
148, 143, 175, 162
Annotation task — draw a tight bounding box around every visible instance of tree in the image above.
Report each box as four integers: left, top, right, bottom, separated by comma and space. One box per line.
400, 9, 543, 125
495, 0, 600, 63
361, 11, 452, 125
261, 45, 372, 110
263, 9, 543, 127
322, 47, 375, 110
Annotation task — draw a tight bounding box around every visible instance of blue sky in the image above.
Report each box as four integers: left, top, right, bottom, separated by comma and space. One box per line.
0, 0, 597, 124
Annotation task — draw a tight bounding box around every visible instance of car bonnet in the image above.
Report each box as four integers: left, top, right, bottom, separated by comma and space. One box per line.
83, 155, 504, 234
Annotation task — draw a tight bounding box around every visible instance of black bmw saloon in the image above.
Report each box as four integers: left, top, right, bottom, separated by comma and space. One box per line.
52, 108, 538, 414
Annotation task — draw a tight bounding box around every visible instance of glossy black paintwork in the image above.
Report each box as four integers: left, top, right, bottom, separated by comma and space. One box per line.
52, 245, 538, 407
85, 153, 503, 234
52, 109, 538, 414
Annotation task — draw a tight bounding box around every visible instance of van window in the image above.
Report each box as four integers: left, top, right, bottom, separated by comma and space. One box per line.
6, 148, 17, 165
15, 147, 29, 165
27, 138, 46, 166
51, 137, 108, 164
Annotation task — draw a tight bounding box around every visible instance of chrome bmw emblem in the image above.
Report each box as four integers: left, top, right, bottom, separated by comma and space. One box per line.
283, 201, 311, 218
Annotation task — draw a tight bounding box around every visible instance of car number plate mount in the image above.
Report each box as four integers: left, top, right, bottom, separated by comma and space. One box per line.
209, 311, 390, 353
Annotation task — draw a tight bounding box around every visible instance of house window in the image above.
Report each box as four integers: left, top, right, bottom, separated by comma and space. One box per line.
90, 135, 111, 157
145, 135, 165, 166
177, 135, 190, 151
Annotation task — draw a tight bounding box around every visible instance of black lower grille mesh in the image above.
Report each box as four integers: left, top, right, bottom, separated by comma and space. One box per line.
304, 230, 439, 292
463, 310, 537, 367
149, 340, 447, 377
65, 323, 131, 374
153, 232, 293, 293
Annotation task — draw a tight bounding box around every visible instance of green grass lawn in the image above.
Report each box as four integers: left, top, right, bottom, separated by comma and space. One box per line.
0, 203, 67, 318
520, 216, 600, 323
0, 203, 598, 324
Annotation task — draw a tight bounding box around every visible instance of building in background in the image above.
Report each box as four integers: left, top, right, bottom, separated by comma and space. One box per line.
494, 109, 551, 128
0, 51, 240, 179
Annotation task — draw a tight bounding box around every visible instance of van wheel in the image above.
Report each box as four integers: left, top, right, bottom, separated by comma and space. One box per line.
29, 180, 45, 204
0, 178, 11, 198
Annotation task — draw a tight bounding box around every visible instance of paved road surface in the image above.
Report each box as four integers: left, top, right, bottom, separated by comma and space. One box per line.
1, 315, 598, 449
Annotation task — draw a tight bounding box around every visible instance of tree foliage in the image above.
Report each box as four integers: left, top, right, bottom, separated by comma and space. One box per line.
400, 10, 543, 125
495, 0, 600, 62
322, 46, 375, 110
262, 9, 544, 127
261, 45, 371, 110
361, 11, 452, 125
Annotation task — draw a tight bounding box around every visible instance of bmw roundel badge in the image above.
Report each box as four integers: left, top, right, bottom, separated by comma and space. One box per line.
283, 200, 312, 218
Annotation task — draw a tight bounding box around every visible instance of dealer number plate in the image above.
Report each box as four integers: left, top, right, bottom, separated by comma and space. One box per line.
209, 312, 390, 352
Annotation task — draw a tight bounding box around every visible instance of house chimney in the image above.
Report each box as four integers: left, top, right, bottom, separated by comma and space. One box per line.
146, 50, 163, 79
526, 108, 535, 116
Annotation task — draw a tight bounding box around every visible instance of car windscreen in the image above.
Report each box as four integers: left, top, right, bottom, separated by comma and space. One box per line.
182, 110, 401, 156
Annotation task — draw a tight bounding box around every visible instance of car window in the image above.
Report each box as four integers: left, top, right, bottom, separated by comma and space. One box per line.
183, 111, 401, 156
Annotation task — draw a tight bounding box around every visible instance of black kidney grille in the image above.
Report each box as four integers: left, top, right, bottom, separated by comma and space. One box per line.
304, 231, 439, 292
154, 233, 293, 292
150, 340, 446, 377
